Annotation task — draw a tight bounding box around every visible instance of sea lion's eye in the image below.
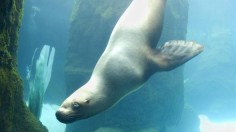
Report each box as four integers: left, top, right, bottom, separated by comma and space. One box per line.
72, 102, 80, 110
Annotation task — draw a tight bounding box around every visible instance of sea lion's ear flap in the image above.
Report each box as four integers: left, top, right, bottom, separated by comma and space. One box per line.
152, 40, 204, 71
84, 99, 90, 104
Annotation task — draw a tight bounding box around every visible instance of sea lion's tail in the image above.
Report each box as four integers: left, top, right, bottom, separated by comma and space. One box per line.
152, 40, 204, 71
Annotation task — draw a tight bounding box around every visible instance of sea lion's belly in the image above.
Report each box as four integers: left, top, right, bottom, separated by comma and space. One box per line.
93, 45, 153, 94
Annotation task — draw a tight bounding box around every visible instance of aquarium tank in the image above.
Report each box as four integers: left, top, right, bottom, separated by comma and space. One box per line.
0, 0, 235, 132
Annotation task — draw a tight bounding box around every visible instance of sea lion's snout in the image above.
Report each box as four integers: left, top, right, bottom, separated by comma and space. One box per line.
55, 107, 77, 124
55, 111, 64, 123
55, 111, 70, 124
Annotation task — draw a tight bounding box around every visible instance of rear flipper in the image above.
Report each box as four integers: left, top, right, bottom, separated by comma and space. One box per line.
153, 40, 204, 71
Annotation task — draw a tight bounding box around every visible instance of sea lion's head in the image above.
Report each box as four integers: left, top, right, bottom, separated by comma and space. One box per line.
55, 87, 103, 124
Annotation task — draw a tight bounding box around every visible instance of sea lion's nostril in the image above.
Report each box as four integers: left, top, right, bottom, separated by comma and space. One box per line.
55, 111, 70, 124
55, 111, 61, 119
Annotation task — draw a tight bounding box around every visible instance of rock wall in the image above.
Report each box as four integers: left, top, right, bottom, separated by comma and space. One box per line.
64, 0, 189, 131
0, 0, 47, 131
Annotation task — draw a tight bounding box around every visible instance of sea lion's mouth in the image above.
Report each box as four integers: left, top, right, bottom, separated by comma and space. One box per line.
55, 111, 81, 124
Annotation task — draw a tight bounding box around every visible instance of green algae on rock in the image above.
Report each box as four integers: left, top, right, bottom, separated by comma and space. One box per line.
0, 0, 47, 131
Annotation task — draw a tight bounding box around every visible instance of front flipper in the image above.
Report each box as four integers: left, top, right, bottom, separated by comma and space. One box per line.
153, 40, 204, 71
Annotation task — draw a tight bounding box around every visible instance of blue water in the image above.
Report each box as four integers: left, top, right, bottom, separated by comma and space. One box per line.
18, 0, 73, 104
186, 0, 236, 120
17, 0, 236, 131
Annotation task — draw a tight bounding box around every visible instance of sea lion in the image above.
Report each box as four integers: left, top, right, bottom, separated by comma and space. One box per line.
56, 0, 203, 123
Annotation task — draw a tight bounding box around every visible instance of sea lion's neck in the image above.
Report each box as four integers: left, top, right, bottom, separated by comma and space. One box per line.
85, 76, 126, 108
